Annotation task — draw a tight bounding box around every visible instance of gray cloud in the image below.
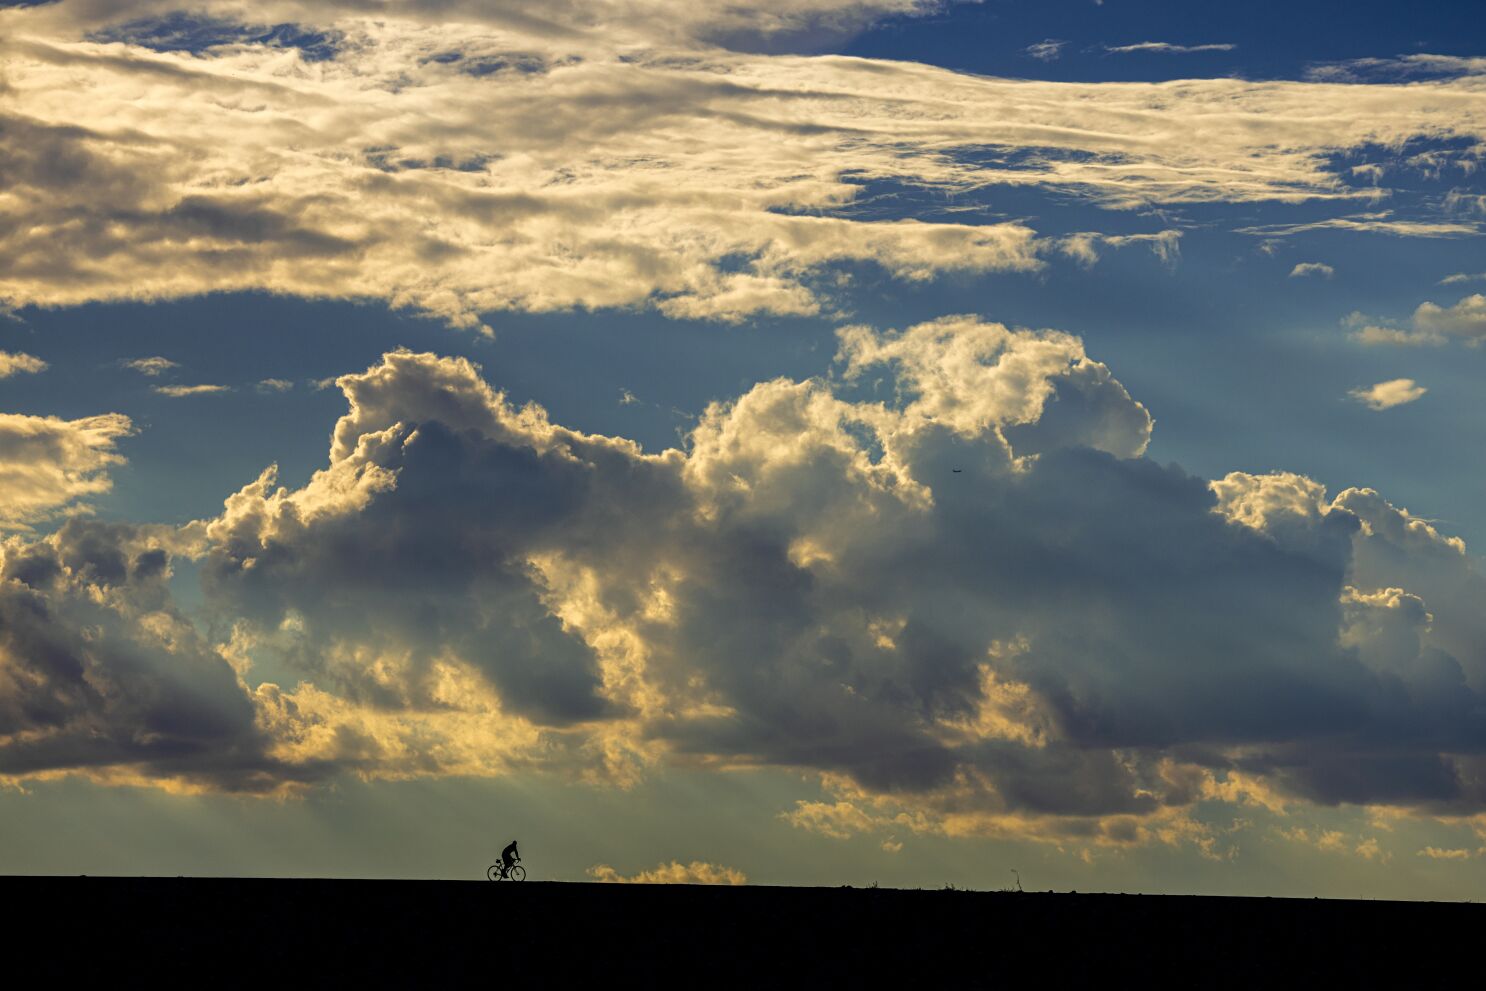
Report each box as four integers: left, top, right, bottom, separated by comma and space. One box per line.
0, 520, 322, 792
4, 322, 1484, 837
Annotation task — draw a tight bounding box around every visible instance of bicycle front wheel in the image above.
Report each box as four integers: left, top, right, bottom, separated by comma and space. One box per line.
509, 865, 526, 882
487, 865, 503, 882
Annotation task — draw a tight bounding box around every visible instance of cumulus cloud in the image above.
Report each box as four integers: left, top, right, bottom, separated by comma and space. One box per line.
3, 320, 1485, 847
0, 411, 133, 529
1350, 295, 1486, 347
0, 519, 321, 792
1413, 295, 1486, 344
587, 861, 747, 884
1419, 846, 1479, 860
0, 351, 47, 378
1106, 42, 1236, 55
1, 7, 1485, 326
1349, 379, 1426, 410
1290, 262, 1334, 278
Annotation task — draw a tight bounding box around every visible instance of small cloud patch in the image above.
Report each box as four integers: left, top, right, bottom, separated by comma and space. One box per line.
587, 861, 747, 885
154, 384, 232, 398
1349, 378, 1427, 410
1026, 40, 1066, 62
1290, 262, 1335, 278
123, 357, 180, 377
0, 350, 47, 378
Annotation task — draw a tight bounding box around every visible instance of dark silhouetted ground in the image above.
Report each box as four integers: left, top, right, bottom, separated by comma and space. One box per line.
6, 877, 1477, 985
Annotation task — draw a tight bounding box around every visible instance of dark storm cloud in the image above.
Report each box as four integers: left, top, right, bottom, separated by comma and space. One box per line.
0, 521, 324, 792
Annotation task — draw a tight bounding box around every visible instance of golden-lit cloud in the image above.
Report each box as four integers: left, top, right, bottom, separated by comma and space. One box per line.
1350, 294, 1486, 347
587, 860, 747, 884
1348, 378, 1427, 411
2, 4, 1484, 328
0, 412, 133, 529
3, 318, 1486, 858
0, 351, 48, 378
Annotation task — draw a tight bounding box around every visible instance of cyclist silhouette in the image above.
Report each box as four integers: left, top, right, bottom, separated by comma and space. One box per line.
500, 840, 520, 879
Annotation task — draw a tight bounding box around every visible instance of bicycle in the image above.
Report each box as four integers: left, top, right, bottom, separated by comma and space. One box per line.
487, 862, 526, 882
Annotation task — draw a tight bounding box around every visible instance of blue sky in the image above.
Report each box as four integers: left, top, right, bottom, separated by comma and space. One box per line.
3, 0, 1486, 895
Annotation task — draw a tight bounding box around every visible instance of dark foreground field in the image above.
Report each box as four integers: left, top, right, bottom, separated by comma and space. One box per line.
7, 876, 1478, 985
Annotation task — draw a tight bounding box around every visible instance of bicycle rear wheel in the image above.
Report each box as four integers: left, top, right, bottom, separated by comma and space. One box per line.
487, 865, 503, 881
509, 865, 526, 882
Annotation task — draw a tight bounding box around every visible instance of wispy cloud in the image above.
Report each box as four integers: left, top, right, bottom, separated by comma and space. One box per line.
256, 378, 294, 393
1106, 42, 1236, 55
1440, 272, 1486, 285
1349, 378, 1427, 410
154, 383, 232, 397
1025, 39, 1066, 62
1308, 54, 1486, 83
122, 356, 180, 376
0, 350, 48, 378
1238, 213, 1480, 239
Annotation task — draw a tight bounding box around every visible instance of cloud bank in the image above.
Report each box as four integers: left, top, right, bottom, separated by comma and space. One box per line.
2, 4, 1484, 328
3, 318, 1484, 855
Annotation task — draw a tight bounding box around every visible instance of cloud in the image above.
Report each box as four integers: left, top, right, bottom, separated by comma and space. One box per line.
1290, 262, 1334, 278
3, 323, 1486, 844
2, 10, 1486, 325
1419, 846, 1479, 860
1440, 273, 1486, 285
1059, 230, 1183, 268
1349, 379, 1427, 410
1351, 295, 1486, 347
1308, 55, 1486, 83
122, 356, 180, 376
1238, 213, 1480, 239
0, 519, 318, 793
0, 411, 133, 529
1106, 42, 1236, 55
1413, 295, 1486, 344
0, 350, 47, 378
1025, 40, 1065, 62
256, 378, 294, 393
153, 384, 232, 397
587, 861, 747, 884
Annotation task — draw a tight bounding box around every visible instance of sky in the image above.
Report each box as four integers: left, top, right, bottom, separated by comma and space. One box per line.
2, 0, 1486, 897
